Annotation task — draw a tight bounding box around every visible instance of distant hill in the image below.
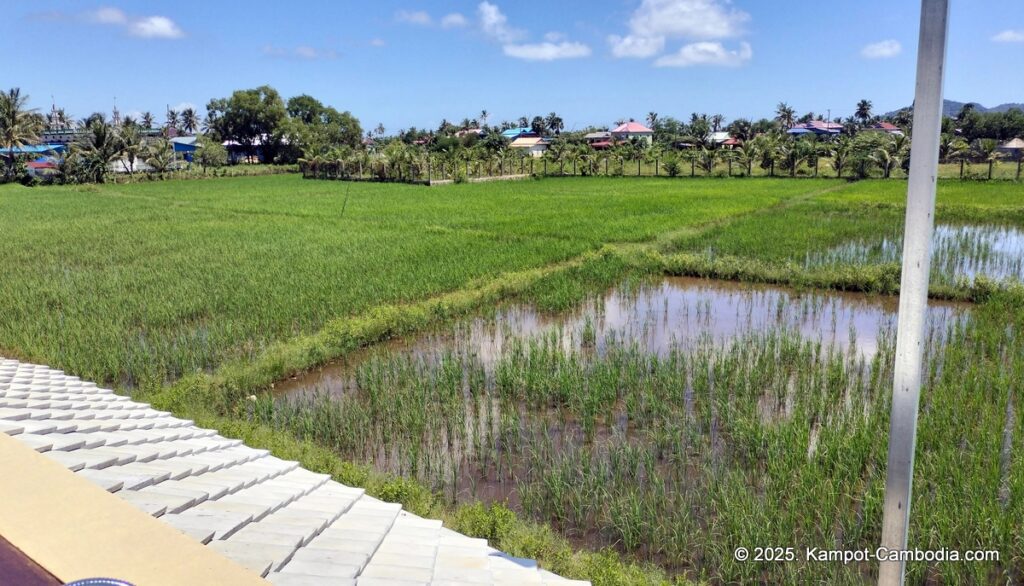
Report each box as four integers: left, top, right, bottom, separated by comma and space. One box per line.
885, 100, 1024, 118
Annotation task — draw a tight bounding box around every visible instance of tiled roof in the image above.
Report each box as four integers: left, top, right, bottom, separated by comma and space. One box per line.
611, 122, 652, 134
0, 358, 588, 586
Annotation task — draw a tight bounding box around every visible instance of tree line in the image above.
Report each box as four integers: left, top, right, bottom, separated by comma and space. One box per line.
3, 86, 1021, 185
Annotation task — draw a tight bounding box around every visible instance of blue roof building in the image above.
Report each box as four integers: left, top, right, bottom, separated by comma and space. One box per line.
501, 127, 534, 139
0, 144, 67, 157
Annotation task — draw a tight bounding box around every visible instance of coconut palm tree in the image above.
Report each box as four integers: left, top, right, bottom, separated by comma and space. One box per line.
118, 125, 142, 174
141, 111, 155, 129
145, 139, 175, 177
870, 136, 902, 178
181, 108, 200, 135
775, 102, 795, 129
829, 136, 853, 178
855, 99, 873, 125
77, 121, 124, 183
646, 112, 658, 129
939, 133, 968, 163
165, 109, 179, 130
479, 110, 488, 127
710, 114, 725, 132
697, 146, 718, 175
0, 88, 42, 180
375, 123, 385, 137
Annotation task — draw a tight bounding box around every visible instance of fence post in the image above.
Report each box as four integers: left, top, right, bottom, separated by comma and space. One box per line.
691, 158, 695, 177
656, 159, 659, 176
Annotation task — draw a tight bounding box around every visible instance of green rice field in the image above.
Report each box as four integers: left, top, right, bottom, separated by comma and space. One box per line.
2, 174, 1024, 584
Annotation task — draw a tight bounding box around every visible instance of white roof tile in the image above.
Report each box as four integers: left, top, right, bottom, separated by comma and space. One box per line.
0, 358, 588, 585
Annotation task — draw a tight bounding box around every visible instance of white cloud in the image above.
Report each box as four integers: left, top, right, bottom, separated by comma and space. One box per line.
861, 39, 902, 59
396, 10, 432, 26
608, 34, 665, 58
91, 7, 127, 24
172, 102, 196, 112
129, 16, 184, 39
629, 0, 749, 40
503, 41, 592, 61
441, 13, 468, 29
87, 6, 184, 39
369, 38, 387, 47
478, 2, 524, 43
654, 41, 751, 67
992, 29, 1024, 43
609, 0, 749, 61
263, 45, 338, 60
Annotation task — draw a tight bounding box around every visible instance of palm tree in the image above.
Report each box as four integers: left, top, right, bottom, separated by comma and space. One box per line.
530, 116, 546, 135
375, 123, 386, 137
855, 99, 873, 125
545, 112, 564, 135
118, 125, 142, 174
775, 102, 795, 129
830, 136, 853, 178
145, 138, 175, 176
165, 109, 179, 130
710, 114, 725, 132
479, 110, 488, 127
646, 111, 658, 129
870, 136, 903, 178
141, 111, 155, 129
0, 88, 42, 180
181, 108, 200, 135
697, 146, 718, 175
77, 121, 124, 183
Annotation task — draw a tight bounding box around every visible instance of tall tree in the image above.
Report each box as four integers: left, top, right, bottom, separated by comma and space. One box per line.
166, 108, 179, 130
775, 102, 795, 129
205, 85, 288, 162
855, 99, 873, 125
0, 88, 42, 180
646, 111, 658, 129
545, 112, 564, 135
141, 111, 154, 129
77, 120, 124, 183
181, 107, 200, 135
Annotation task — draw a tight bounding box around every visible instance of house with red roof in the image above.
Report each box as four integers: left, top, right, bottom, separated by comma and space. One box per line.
863, 122, 905, 136
611, 121, 654, 146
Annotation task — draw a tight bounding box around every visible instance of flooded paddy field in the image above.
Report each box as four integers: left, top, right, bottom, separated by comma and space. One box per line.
805, 224, 1024, 285
256, 276, 1016, 583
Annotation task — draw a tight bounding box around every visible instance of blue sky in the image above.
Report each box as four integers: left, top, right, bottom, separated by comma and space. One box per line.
4, 1, 1022, 131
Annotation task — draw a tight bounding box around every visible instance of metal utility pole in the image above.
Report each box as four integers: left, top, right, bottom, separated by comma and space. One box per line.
878, 1, 949, 585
